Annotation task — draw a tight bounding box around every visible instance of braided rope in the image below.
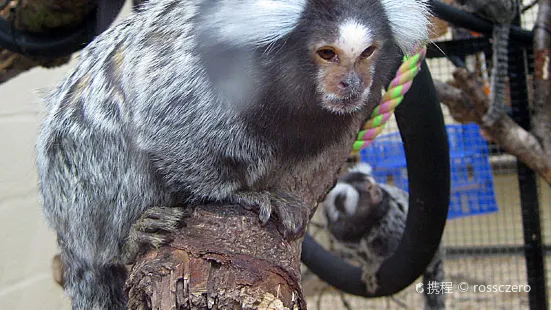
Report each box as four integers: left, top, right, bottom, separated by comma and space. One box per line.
351, 46, 427, 154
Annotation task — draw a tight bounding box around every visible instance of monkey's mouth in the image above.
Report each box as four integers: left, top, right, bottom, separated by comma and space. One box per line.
322, 93, 366, 115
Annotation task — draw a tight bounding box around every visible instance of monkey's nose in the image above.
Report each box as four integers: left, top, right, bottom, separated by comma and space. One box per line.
339, 81, 350, 89
339, 74, 362, 91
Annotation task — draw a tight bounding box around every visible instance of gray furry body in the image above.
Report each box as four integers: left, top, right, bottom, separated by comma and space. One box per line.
323, 163, 445, 309
36, 0, 430, 309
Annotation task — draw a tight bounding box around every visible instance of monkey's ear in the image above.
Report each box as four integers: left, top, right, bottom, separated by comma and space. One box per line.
203, 0, 307, 48
381, 0, 432, 55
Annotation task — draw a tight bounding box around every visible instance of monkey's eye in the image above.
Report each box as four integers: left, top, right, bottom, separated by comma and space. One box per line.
360, 46, 377, 59
316, 48, 338, 62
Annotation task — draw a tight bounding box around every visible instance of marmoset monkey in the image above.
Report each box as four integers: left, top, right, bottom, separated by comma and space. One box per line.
323, 163, 445, 310
36, 0, 430, 309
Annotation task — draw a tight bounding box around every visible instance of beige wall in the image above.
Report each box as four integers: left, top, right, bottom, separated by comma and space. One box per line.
0, 3, 132, 309
0, 59, 74, 310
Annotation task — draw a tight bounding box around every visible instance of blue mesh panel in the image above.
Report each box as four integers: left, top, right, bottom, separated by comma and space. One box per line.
359, 123, 499, 219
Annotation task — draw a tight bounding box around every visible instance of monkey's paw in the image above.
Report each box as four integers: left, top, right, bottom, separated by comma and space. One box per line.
123, 206, 189, 264
364, 273, 379, 294
230, 191, 310, 241
269, 193, 310, 241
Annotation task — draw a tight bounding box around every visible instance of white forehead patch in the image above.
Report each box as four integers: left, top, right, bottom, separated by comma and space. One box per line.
336, 19, 372, 57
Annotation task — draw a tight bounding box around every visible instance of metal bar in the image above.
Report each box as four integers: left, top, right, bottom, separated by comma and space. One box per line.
508, 6, 548, 309
444, 245, 551, 258
426, 38, 493, 59
428, 0, 533, 44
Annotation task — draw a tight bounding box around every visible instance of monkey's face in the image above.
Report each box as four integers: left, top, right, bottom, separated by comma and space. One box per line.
340, 171, 383, 212
312, 20, 381, 114
323, 170, 383, 223
201, 0, 430, 114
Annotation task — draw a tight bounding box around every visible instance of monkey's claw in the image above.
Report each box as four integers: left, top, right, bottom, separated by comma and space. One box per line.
230, 191, 310, 241
270, 193, 310, 241
123, 206, 189, 264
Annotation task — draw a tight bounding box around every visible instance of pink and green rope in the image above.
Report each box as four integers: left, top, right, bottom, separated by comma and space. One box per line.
351, 46, 427, 155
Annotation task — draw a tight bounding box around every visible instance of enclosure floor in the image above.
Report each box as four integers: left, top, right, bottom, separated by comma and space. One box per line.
303, 255, 543, 309
304, 172, 551, 310
442, 174, 551, 248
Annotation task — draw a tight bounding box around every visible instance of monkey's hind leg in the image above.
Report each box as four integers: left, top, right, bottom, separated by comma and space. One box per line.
123, 206, 190, 264
229, 190, 310, 241
360, 257, 385, 294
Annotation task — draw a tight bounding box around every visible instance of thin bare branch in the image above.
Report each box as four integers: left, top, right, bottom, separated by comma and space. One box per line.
436, 68, 551, 184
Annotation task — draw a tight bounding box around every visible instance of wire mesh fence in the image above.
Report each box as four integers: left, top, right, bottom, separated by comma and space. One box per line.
301, 1, 549, 309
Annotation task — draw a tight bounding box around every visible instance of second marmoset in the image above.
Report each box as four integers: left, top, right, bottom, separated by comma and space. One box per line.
323, 162, 446, 310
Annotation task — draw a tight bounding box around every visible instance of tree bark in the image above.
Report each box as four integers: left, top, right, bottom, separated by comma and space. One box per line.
433, 79, 479, 124
0, 0, 96, 84
531, 0, 551, 154
126, 204, 306, 310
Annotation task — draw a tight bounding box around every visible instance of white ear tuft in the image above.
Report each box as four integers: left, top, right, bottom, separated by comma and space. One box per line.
205, 0, 307, 48
381, 0, 432, 55
349, 162, 374, 176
